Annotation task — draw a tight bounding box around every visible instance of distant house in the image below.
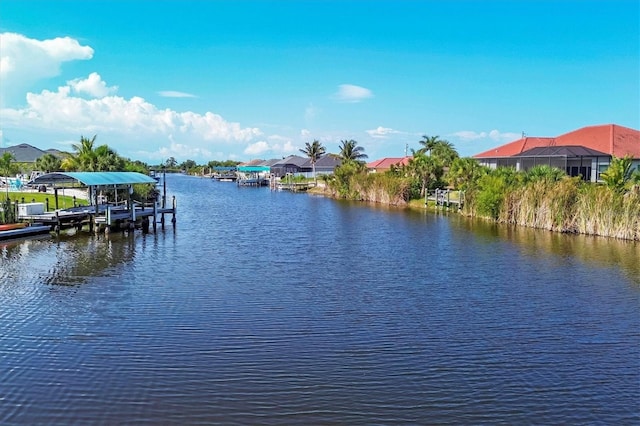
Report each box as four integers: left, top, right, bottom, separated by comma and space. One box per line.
311, 155, 342, 176
270, 155, 309, 177
268, 155, 341, 178
366, 156, 411, 173
473, 124, 640, 182
0, 143, 47, 163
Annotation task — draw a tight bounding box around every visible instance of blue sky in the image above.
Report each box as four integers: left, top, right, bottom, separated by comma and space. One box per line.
1, 0, 638, 164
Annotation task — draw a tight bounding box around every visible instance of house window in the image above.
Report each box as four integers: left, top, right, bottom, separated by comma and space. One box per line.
597, 164, 609, 181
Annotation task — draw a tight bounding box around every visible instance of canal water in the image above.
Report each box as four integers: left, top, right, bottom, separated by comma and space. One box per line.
1, 174, 638, 424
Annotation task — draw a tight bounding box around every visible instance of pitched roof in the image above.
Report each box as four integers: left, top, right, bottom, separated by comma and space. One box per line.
273, 155, 308, 167
29, 172, 157, 186
474, 124, 640, 159
0, 143, 47, 162
367, 157, 411, 169
314, 155, 342, 168
515, 146, 609, 157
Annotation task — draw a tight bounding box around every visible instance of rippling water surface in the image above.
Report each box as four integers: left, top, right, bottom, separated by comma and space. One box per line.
1, 174, 638, 424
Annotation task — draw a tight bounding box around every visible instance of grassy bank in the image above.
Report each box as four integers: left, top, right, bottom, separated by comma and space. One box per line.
1, 191, 83, 224
1, 191, 81, 210
322, 161, 640, 241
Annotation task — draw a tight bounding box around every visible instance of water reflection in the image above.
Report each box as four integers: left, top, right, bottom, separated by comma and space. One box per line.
447, 214, 640, 284
0, 230, 175, 287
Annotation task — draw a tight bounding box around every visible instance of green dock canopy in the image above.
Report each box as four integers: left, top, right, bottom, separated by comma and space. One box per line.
237, 166, 271, 172
30, 172, 157, 187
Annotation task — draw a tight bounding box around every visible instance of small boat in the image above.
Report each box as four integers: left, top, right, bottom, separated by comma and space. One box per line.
0, 223, 28, 231
0, 224, 51, 241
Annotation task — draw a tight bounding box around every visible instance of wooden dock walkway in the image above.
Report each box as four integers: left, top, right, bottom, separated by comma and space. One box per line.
426, 189, 465, 209
18, 198, 177, 235
274, 181, 317, 191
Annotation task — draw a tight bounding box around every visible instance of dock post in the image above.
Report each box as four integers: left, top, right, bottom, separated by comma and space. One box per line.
171, 196, 177, 226
153, 202, 157, 232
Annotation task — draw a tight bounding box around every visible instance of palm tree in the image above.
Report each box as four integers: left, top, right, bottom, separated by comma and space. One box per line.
430, 140, 459, 167
63, 135, 126, 172
0, 152, 17, 177
67, 135, 98, 171
600, 155, 634, 192
407, 152, 440, 197
299, 140, 326, 182
165, 157, 178, 169
95, 145, 125, 171
417, 135, 443, 156
1, 152, 18, 190
446, 157, 488, 190
35, 153, 62, 173
338, 139, 368, 162
524, 165, 566, 184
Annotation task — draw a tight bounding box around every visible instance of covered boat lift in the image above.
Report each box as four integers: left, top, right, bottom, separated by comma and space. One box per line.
25, 172, 176, 234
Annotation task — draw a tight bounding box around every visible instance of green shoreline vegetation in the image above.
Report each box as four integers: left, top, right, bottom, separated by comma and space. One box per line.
316, 155, 640, 241
2, 134, 639, 241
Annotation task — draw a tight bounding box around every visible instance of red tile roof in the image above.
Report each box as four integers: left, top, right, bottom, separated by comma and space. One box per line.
474, 124, 640, 159
367, 157, 411, 170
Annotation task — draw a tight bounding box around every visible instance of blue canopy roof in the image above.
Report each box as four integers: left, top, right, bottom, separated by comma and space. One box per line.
237, 165, 271, 172
29, 172, 157, 187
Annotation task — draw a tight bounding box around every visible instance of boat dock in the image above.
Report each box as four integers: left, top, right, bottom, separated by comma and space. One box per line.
426, 189, 465, 209
274, 181, 317, 191
4, 171, 178, 238
18, 200, 176, 235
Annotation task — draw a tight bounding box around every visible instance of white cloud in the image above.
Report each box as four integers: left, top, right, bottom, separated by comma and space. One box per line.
334, 84, 373, 103
154, 141, 213, 160
1, 75, 260, 141
244, 141, 270, 156
158, 91, 197, 98
452, 129, 520, 142
68, 72, 118, 98
0, 73, 262, 161
0, 32, 94, 105
366, 126, 400, 139
243, 138, 296, 157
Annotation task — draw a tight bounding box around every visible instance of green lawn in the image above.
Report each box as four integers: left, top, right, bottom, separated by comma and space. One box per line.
0, 191, 84, 211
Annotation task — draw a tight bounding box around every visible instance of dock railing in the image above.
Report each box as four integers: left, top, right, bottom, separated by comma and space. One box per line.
426, 189, 465, 209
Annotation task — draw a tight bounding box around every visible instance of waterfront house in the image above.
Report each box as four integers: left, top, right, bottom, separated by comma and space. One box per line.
473, 124, 640, 182
270, 155, 342, 178
366, 157, 412, 173
269, 155, 308, 177
310, 155, 342, 176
